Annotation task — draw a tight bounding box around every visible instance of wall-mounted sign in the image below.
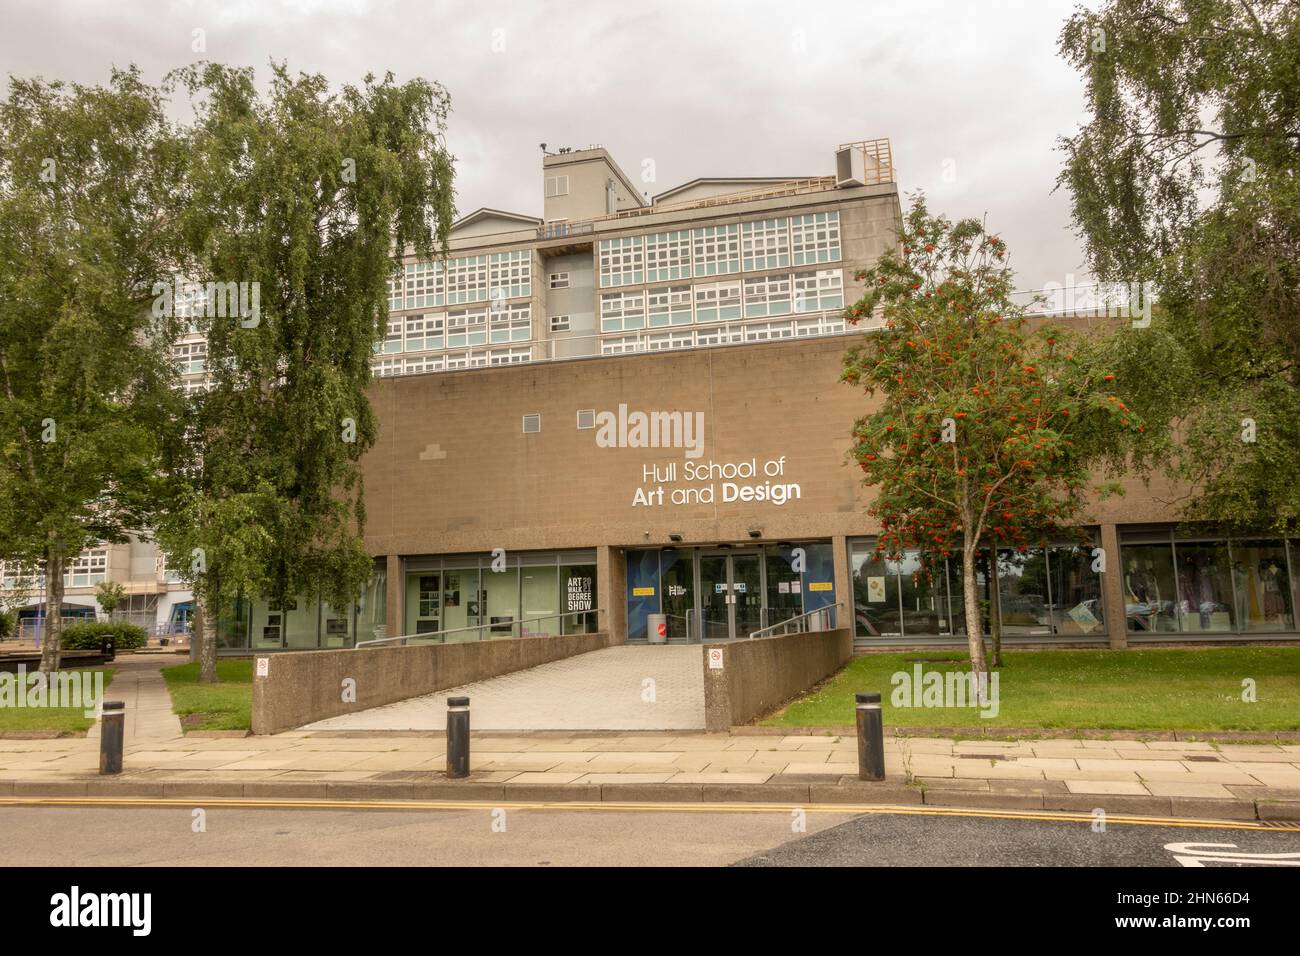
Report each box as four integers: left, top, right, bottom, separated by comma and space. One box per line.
735, 582, 747, 593
809, 582, 833, 592
707, 648, 724, 670
714, 583, 726, 594
632, 586, 656, 597
255, 657, 269, 678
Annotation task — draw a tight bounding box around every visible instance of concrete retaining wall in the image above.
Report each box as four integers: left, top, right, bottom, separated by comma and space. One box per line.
702, 628, 853, 732
251, 631, 615, 734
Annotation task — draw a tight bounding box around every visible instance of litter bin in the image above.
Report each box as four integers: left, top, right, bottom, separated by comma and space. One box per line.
647, 613, 668, 645
100, 635, 116, 662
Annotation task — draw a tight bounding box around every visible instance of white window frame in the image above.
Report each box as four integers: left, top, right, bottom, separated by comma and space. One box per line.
405, 260, 442, 309
600, 334, 643, 355
545, 175, 570, 198
598, 236, 644, 288
446, 307, 488, 348
791, 211, 841, 266
549, 271, 570, 290
490, 250, 531, 301
693, 280, 742, 324
445, 255, 488, 305
600, 289, 646, 332
691, 224, 740, 277
743, 274, 793, 318
793, 269, 844, 313
647, 285, 693, 327
490, 302, 531, 344
550, 314, 571, 333
645, 230, 692, 282
741, 217, 790, 272
404, 313, 445, 353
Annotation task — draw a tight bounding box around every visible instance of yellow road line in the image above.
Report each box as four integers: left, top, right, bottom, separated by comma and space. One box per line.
1, 795, 1296, 831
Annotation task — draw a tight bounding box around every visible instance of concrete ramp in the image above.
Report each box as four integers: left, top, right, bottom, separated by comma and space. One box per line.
305, 645, 705, 732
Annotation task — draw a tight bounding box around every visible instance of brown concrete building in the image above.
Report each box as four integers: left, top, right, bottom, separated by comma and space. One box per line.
211, 140, 1300, 653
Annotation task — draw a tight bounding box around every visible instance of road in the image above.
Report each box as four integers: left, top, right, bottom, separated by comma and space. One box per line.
1, 800, 1298, 867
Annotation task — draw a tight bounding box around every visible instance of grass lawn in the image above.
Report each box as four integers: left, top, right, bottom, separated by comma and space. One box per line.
161, 660, 252, 732
0, 668, 114, 735
762, 647, 1300, 732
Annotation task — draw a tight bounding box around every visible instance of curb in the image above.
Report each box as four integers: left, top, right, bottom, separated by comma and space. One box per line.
734, 725, 1300, 744
4, 775, 1296, 823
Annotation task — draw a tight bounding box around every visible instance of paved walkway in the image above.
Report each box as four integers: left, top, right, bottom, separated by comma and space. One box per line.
89, 654, 183, 741
3, 731, 1299, 806
306, 645, 706, 732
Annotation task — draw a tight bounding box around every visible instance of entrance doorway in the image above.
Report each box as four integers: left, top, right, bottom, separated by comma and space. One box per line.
699, 551, 763, 641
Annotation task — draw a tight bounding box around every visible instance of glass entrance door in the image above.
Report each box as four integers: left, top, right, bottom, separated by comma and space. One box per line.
699, 554, 731, 641
697, 550, 764, 641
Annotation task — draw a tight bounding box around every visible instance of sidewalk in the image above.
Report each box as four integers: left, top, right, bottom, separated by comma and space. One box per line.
2, 728, 1299, 821
87, 655, 183, 741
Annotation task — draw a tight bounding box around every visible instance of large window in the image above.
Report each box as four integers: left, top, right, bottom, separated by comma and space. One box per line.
743, 274, 793, 317
598, 236, 644, 288
793, 269, 844, 312
647, 285, 692, 327
405, 260, 442, 309
851, 539, 1107, 641
489, 250, 531, 300
645, 230, 692, 282
600, 289, 646, 332
791, 211, 841, 265
693, 280, 742, 324
691, 224, 740, 277
490, 302, 531, 343
741, 217, 790, 272
446, 307, 488, 348
445, 255, 488, 305
1121, 531, 1298, 635
404, 313, 443, 352
405, 552, 597, 640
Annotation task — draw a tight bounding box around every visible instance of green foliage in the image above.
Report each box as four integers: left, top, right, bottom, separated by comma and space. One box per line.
94, 580, 126, 616
153, 63, 456, 650
0, 67, 186, 669
61, 619, 148, 650
842, 197, 1144, 570
1059, 0, 1300, 534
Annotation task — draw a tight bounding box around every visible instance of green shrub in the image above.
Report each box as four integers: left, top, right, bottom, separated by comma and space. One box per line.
60, 620, 148, 650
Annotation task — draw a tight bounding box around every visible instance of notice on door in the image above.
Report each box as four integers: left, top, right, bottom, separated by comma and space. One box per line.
867, 576, 887, 603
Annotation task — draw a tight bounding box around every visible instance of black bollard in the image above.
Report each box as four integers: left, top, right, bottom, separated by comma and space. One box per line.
99, 700, 125, 775
855, 692, 885, 781
446, 696, 470, 779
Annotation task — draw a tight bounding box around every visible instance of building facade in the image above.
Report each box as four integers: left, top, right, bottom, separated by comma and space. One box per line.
169, 139, 1300, 652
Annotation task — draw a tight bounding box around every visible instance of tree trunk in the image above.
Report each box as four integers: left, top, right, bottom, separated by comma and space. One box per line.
39, 550, 65, 674
195, 586, 219, 684
989, 555, 1003, 667
961, 543, 989, 696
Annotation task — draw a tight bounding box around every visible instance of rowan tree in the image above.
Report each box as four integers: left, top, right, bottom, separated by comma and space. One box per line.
842, 197, 1144, 681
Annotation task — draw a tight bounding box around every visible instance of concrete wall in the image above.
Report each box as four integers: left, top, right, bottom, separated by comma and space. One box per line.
701, 628, 853, 731
251, 631, 615, 734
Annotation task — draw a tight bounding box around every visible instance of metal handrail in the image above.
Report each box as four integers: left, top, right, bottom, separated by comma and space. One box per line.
748, 602, 843, 640
355, 608, 603, 648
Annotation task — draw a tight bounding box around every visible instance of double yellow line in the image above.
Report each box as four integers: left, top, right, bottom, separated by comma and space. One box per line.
2, 795, 1297, 831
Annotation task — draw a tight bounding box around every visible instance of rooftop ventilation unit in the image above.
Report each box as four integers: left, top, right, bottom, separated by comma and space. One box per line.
836, 139, 894, 187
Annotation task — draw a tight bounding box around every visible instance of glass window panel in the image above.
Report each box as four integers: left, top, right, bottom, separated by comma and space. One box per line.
482, 566, 520, 639
320, 600, 354, 648
764, 546, 805, 630
1173, 542, 1235, 632
947, 550, 992, 636
441, 567, 481, 641
896, 550, 955, 636
283, 595, 320, 649
1046, 545, 1105, 636
519, 565, 560, 637
1120, 542, 1180, 632
995, 548, 1052, 637
1231, 541, 1294, 631
851, 542, 901, 638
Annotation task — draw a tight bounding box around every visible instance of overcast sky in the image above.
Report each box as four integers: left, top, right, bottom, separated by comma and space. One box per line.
1, 0, 1101, 291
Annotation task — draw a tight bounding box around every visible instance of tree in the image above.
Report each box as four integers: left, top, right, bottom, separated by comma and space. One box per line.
0, 69, 185, 673
156, 63, 455, 683
94, 580, 126, 620
1058, 0, 1300, 536
842, 197, 1143, 683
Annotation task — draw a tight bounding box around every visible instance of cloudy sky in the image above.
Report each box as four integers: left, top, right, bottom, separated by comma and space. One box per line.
1, 0, 1100, 291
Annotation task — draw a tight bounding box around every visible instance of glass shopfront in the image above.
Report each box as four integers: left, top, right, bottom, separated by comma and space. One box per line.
217, 560, 385, 650
404, 550, 597, 641
625, 542, 835, 642
1120, 530, 1298, 636
850, 538, 1106, 644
